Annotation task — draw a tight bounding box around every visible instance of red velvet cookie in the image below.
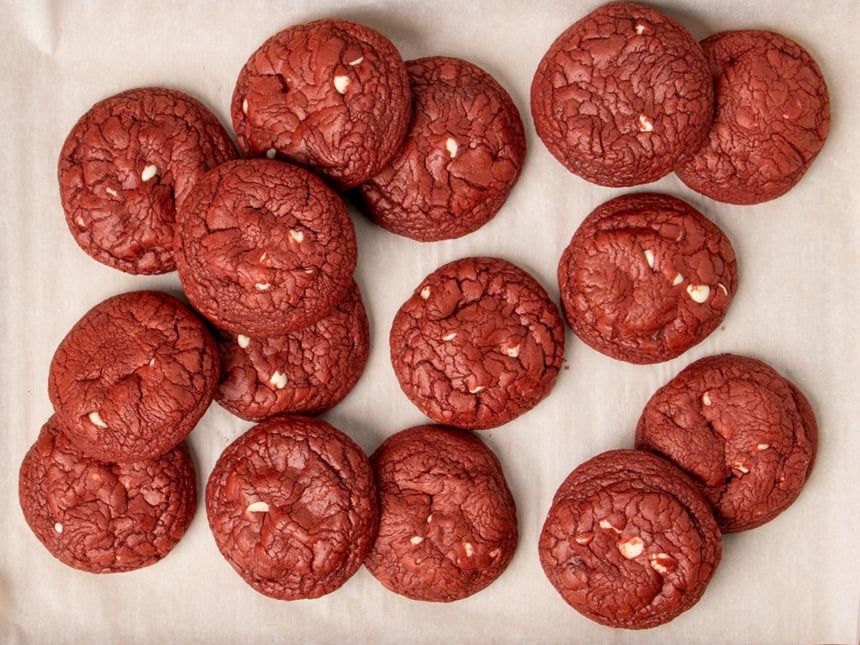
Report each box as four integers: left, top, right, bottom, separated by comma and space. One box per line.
358, 56, 526, 241
365, 425, 518, 602
231, 18, 411, 191
389, 256, 565, 429
174, 159, 357, 336
48, 290, 219, 463
635, 354, 818, 532
205, 415, 378, 600
58, 87, 237, 274
530, 2, 713, 186
19, 416, 196, 573
539, 449, 722, 629
675, 30, 831, 204
557, 193, 737, 364
215, 280, 370, 421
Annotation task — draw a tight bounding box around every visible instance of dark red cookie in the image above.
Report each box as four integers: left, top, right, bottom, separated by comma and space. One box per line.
365, 425, 518, 602
358, 56, 526, 241
635, 354, 818, 532
231, 18, 411, 191
389, 256, 565, 429
58, 87, 237, 274
18, 416, 196, 573
215, 280, 370, 421
174, 159, 357, 336
539, 449, 722, 629
530, 2, 713, 186
675, 30, 831, 204
205, 415, 378, 600
48, 290, 219, 463
557, 193, 737, 364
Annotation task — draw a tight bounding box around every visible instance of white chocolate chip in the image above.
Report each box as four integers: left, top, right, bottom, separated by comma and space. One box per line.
246, 501, 269, 513
269, 370, 288, 389
702, 391, 712, 406
598, 518, 620, 533
445, 137, 458, 158
265, 148, 277, 159
732, 461, 750, 475
333, 75, 350, 94
237, 334, 251, 349
643, 249, 655, 269
756, 443, 770, 451
718, 282, 729, 296
54, 522, 63, 534
105, 187, 118, 198
575, 533, 594, 546
503, 343, 521, 358
349, 56, 364, 66
488, 548, 500, 558
638, 114, 654, 132
88, 411, 108, 429
635, 23, 646, 35
672, 273, 684, 286
442, 331, 458, 341
468, 385, 486, 394
141, 164, 158, 182
289, 229, 304, 243
419, 286, 431, 300
255, 282, 271, 291
463, 542, 474, 557
618, 535, 645, 559
242, 98, 249, 114
75, 215, 86, 227
649, 552, 675, 575
148, 357, 156, 367
686, 284, 711, 304
410, 535, 424, 545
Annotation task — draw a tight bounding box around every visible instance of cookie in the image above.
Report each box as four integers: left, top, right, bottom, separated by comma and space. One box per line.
58, 87, 237, 274
215, 280, 370, 421
18, 416, 196, 573
635, 354, 818, 532
530, 2, 713, 186
48, 290, 219, 463
675, 30, 831, 204
205, 415, 378, 600
365, 425, 518, 602
174, 159, 357, 336
389, 256, 565, 429
557, 193, 737, 364
539, 449, 722, 629
231, 18, 411, 191
358, 56, 526, 241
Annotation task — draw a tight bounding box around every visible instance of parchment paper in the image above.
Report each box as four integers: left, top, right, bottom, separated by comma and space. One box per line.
2, 1, 858, 643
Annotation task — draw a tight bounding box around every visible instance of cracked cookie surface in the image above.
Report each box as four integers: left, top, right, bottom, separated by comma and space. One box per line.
557, 193, 737, 364
231, 19, 411, 191
539, 449, 721, 629
58, 87, 237, 274
205, 415, 377, 600
358, 56, 526, 241
635, 354, 818, 532
48, 290, 219, 462
175, 159, 357, 335
530, 1, 713, 186
365, 425, 517, 601
18, 415, 196, 573
389, 256, 564, 429
675, 30, 831, 204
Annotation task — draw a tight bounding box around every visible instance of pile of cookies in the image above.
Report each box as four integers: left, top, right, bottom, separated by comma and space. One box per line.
18, 0, 830, 631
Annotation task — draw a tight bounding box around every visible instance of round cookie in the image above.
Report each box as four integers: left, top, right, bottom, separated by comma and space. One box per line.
174, 159, 357, 336
205, 415, 378, 600
635, 354, 818, 532
557, 193, 737, 364
231, 18, 411, 191
215, 280, 370, 421
48, 290, 219, 463
58, 87, 237, 274
530, 2, 713, 186
358, 56, 526, 241
675, 30, 830, 204
365, 425, 518, 602
539, 449, 722, 629
389, 256, 565, 430
19, 416, 196, 573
